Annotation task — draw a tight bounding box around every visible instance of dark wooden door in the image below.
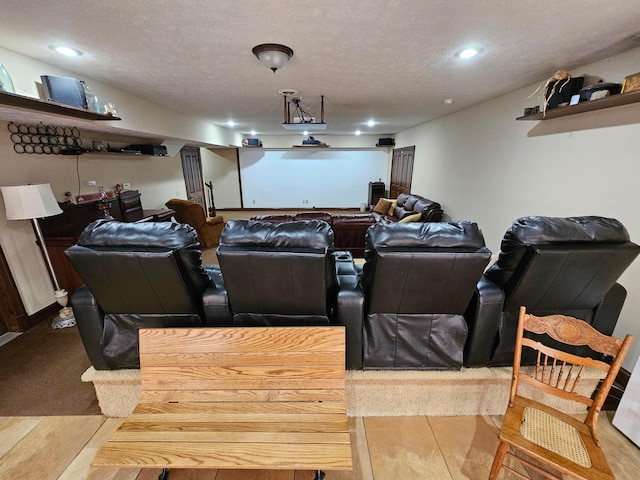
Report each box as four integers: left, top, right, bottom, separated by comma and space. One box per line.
180, 147, 206, 210
390, 146, 414, 198
0, 245, 27, 333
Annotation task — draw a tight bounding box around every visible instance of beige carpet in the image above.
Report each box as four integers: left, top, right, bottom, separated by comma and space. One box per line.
82, 366, 600, 418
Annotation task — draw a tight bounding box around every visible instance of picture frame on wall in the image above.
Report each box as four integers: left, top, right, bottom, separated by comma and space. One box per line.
621, 72, 640, 94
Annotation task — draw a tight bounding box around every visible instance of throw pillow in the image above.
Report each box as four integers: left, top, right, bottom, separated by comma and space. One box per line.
373, 198, 392, 215
399, 212, 422, 223
382, 197, 398, 216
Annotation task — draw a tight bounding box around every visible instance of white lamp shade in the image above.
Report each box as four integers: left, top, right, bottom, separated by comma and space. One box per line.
1, 184, 63, 220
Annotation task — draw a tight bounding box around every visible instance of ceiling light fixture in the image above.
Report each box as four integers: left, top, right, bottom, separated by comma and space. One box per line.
443, 98, 455, 104
455, 47, 483, 59
355, 130, 361, 136
227, 120, 236, 127
367, 120, 375, 127
49, 45, 83, 57
252, 43, 294, 72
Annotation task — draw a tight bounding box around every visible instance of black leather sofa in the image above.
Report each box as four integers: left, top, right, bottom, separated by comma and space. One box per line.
209, 219, 365, 369
464, 216, 640, 367
360, 221, 492, 370
66, 219, 229, 369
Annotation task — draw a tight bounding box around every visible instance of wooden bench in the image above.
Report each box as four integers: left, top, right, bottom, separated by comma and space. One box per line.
92, 326, 352, 479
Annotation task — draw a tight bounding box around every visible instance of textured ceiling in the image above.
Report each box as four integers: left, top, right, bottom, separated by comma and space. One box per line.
1, 0, 640, 137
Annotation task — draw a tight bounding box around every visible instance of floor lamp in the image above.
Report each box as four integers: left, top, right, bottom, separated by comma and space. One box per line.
1, 183, 76, 329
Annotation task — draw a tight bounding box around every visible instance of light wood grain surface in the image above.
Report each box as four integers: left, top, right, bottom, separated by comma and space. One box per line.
2, 412, 638, 479
93, 327, 352, 473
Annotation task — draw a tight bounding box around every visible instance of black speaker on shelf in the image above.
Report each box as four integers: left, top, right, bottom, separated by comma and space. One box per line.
376, 138, 395, 147
40, 75, 88, 109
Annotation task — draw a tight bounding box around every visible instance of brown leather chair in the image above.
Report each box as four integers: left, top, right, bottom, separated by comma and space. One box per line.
165, 198, 225, 247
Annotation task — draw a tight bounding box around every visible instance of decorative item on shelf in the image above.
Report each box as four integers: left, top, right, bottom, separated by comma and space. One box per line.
523, 106, 540, 116
82, 81, 103, 113
64, 191, 74, 204
579, 82, 622, 101
0, 184, 76, 329
7, 121, 83, 155
242, 138, 262, 147
252, 43, 294, 72
0, 64, 16, 93
104, 102, 118, 117
528, 70, 584, 116
622, 72, 640, 94
41, 75, 88, 109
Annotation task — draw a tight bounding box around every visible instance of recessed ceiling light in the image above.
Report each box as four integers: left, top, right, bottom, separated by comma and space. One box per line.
227, 120, 236, 127
355, 130, 361, 136
443, 98, 455, 105
49, 45, 83, 57
250, 130, 257, 136
367, 120, 375, 127
455, 47, 483, 59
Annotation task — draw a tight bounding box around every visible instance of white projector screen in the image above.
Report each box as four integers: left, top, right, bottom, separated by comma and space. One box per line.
239, 148, 388, 208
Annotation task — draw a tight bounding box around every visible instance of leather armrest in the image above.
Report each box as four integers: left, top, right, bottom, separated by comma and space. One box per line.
592, 282, 628, 336
206, 216, 225, 226
202, 264, 233, 325
463, 276, 505, 367
70, 285, 111, 370
333, 251, 365, 369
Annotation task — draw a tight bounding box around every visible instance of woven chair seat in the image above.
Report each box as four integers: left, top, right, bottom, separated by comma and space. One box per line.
521, 407, 591, 468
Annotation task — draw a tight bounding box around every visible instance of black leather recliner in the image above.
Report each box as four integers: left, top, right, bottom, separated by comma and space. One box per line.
66, 219, 229, 370
464, 216, 640, 367
360, 221, 492, 370
210, 219, 365, 369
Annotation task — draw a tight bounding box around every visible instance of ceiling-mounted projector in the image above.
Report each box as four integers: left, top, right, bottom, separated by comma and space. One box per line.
281, 94, 326, 130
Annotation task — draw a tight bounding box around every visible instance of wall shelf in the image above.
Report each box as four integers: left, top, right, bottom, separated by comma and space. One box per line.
516, 90, 640, 121
0, 90, 121, 121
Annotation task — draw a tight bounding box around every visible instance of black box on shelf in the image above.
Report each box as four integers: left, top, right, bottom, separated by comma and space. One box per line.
126, 144, 168, 156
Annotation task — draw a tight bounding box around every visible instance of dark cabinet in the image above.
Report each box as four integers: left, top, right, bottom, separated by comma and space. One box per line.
368, 181, 386, 207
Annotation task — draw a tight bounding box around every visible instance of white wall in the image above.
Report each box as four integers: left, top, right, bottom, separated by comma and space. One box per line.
238, 148, 388, 208
202, 148, 242, 209
395, 47, 640, 369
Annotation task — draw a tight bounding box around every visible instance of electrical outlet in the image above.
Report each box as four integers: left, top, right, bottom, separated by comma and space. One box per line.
87, 180, 97, 187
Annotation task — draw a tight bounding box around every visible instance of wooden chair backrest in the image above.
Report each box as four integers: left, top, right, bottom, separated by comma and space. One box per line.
511, 306, 632, 436
137, 326, 346, 404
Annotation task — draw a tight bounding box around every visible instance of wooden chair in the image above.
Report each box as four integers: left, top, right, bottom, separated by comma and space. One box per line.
92, 326, 352, 479
489, 306, 632, 480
